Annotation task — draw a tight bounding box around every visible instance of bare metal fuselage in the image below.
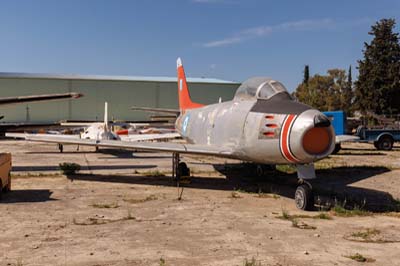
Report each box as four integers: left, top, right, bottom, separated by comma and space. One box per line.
176, 97, 335, 165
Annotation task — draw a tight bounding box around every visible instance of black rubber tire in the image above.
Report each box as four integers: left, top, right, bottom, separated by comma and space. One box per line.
377, 136, 393, 151
332, 143, 341, 154
256, 165, 264, 177
5, 174, 11, 193
178, 162, 190, 177
373, 141, 379, 149
294, 184, 314, 211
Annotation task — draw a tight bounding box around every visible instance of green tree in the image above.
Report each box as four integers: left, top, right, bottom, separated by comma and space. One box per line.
340, 66, 353, 114
348, 65, 352, 85
294, 69, 352, 112
355, 18, 400, 115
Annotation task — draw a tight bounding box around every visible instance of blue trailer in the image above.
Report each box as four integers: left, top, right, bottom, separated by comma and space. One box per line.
323, 111, 346, 135
323, 111, 400, 151
355, 126, 400, 150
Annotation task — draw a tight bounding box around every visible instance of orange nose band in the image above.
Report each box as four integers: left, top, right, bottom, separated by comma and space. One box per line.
302, 127, 331, 155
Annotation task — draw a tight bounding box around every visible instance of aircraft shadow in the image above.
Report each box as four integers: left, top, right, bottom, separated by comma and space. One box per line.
335, 152, 386, 156
64, 164, 398, 212
26, 150, 171, 159
12, 164, 156, 172
217, 164, 397, 212
0, 189, 55, 203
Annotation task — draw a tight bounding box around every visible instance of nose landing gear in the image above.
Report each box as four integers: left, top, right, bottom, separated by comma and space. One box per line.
295, 164, 316, 211
295, 182, 314, 210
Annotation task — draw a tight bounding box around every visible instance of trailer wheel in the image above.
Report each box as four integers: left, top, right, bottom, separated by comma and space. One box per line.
373, 141, 379, 149
377, 136, 393, 151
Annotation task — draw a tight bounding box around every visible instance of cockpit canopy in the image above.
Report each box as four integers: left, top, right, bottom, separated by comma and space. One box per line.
234, 77, 292, 100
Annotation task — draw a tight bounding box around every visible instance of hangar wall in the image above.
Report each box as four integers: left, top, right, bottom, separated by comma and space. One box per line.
0, 73, 240, 123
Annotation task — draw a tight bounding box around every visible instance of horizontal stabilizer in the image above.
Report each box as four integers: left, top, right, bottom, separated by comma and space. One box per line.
131, 106, 180, 116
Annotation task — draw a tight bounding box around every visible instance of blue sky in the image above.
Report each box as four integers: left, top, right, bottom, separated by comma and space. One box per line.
0, 0, 399, 91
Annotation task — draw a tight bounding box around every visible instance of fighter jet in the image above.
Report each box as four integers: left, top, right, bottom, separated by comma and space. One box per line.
7, 58, 335, 210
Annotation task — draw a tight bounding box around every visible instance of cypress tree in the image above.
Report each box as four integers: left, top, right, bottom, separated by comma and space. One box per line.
303, 65, 310, 84
347, 65, 352, 86
355, 18, 400, 115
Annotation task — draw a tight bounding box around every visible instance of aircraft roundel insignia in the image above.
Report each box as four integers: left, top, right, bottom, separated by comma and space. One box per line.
182, 115, 190, 133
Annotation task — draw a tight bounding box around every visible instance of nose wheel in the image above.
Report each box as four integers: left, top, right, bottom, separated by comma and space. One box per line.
295, 164, 316, 211
295, 183, 314, 210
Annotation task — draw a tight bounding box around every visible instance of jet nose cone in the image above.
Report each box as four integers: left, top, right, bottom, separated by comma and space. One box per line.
314, 114, 331, 127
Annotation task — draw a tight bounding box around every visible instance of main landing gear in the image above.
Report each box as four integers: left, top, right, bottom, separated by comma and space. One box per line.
172, 153, 191, 200
295, 164, 316, 211
172, 153, 190, 181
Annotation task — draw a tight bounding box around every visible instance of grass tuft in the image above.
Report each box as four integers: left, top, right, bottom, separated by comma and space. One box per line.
123, 194, 158, 204
344, 253, 375, 263
291, 219, 316, 230
277, 209, 332, 220
243, 257, 262, 266
257, 190, 280, 199
277, 209, 320, 230
275, 164, 296, 174
73, 213, 136, 226
142, 170, 166, 177
59, 162, 81, 175
351, 228, 381, 240
90, 202, 119, 209
332, 204, 372, 217
159, 257, 166, 266
230, 191, 242, 199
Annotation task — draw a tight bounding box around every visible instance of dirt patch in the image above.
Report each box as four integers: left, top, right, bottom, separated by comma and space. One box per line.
0, 141, 400, 265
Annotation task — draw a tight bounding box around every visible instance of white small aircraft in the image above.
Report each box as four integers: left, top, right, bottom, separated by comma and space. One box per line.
7, 102, 180, 152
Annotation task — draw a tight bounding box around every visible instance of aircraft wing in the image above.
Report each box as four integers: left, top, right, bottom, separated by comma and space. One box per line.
6, 132, 81, 140
0, 92, 83, 106
131, 106, 180, 116
6, 133, 235, 157
120, 132, 181, 142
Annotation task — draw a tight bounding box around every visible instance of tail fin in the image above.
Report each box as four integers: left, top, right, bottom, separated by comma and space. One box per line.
177, 58, 204, 111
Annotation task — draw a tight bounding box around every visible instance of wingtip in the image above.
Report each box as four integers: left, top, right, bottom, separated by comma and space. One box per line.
71, 92, 84, 99
177, 57, 182, 68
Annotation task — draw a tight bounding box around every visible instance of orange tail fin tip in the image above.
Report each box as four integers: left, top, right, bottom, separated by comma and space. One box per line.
176, 58, 204, 111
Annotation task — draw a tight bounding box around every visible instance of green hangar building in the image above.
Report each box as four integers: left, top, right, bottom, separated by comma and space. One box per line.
0, 73, 240, 123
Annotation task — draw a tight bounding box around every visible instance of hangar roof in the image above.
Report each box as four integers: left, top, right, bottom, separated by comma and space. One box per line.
0, 72, 240, 85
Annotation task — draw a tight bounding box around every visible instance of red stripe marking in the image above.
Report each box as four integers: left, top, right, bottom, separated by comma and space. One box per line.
263, 132, 275, 137
281, 115, 299, 163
